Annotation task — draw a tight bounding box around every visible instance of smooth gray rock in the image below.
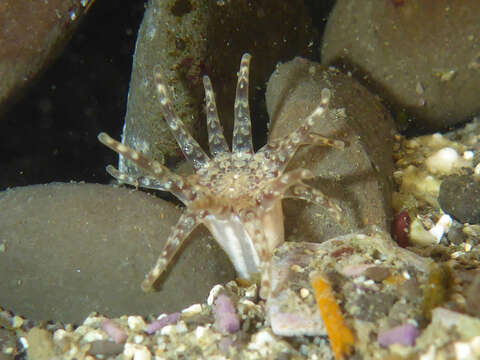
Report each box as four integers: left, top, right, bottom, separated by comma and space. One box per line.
0, 183, 235, 323
439, 175, 480, 224
321, 0, 480, 131
266, 57, 395, 242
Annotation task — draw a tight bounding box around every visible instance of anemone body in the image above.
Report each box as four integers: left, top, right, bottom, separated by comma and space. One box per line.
98, 54, 343, 298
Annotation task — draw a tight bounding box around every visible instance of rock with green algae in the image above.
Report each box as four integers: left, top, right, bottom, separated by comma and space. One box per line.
266, 57, 395, 242
0, 182, 235, 324
121, 0, 316, 172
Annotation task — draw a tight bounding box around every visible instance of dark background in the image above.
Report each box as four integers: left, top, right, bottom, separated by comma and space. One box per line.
0, 0, 334, 191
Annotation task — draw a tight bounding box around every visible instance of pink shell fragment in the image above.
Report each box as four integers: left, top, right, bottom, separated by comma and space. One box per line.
100, 319, 128, 344
145, 312, 181, 334
341, 263, 374, 277
213, 294, 240, 334
378, 323, 419, 348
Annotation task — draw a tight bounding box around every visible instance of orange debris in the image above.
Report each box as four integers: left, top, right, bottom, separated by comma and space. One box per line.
310, 271, 355, 360
383, 274, 406, 286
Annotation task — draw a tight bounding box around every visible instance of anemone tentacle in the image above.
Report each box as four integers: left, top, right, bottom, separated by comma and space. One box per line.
257, 89, 340, 173
154, 67, 209, 170
105, 165, 168, 191
203, 76, 229, 156
232, 53, 253, 154
141, 210, 200, 292
284, 183, 342, 222
98, 132, 189, 202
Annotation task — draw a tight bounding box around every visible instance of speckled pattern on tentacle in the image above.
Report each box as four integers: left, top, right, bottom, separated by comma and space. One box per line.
154, 67, 209, 170
98, 133, 190, 202
257, 169, 313, 212
232, 54, 253, 154
105, 165, 167, 192
285, 183, 343, 222
241, 213, 272, 299
141, 210, 200, 292
203, 76, 229, 156
258, 89, 342, 174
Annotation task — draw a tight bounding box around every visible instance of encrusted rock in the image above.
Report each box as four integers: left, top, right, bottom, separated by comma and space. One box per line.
266, 232, 429, 337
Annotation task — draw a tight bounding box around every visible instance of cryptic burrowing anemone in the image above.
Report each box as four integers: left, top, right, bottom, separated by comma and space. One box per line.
98, 53, 344, 299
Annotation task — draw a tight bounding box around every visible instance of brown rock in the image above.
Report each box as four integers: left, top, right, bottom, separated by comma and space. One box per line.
0, 0, 92, 115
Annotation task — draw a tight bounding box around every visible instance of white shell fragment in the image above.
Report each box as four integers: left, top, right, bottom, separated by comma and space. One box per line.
181, 303, 203, 316
425, 147, 471, 174
128, 315, 146, 331
428, 214, 453, 243
123, 343, 152, 360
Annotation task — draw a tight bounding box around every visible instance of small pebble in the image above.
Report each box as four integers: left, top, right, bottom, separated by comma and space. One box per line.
133, 334, 145, 344
244, 284, 258, 298
409, 218, 437, 246
195, 326, 208, 339
207, 284, 225, 306
429, 214, 452, 242
100, 319, 127, 344
300, 288, 310, 299
127, 316, 146, 331
378, 323, 419, 348
87, 340, 124, 356
290, 264, 304, 272
144, 312, 180, 334
248, 329, 276, 355
425, 147, 467, 175
12, 316, 24, 329
160, 324, 175, 336
175, 321, 188, 334
364, 267, 391, 282
392, 211, 411, 248
83, 329, 106, 342
439, 175, 480, 224
182, 303, 202, 317
123, 343, 151, 360
213, 294, 240, 334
